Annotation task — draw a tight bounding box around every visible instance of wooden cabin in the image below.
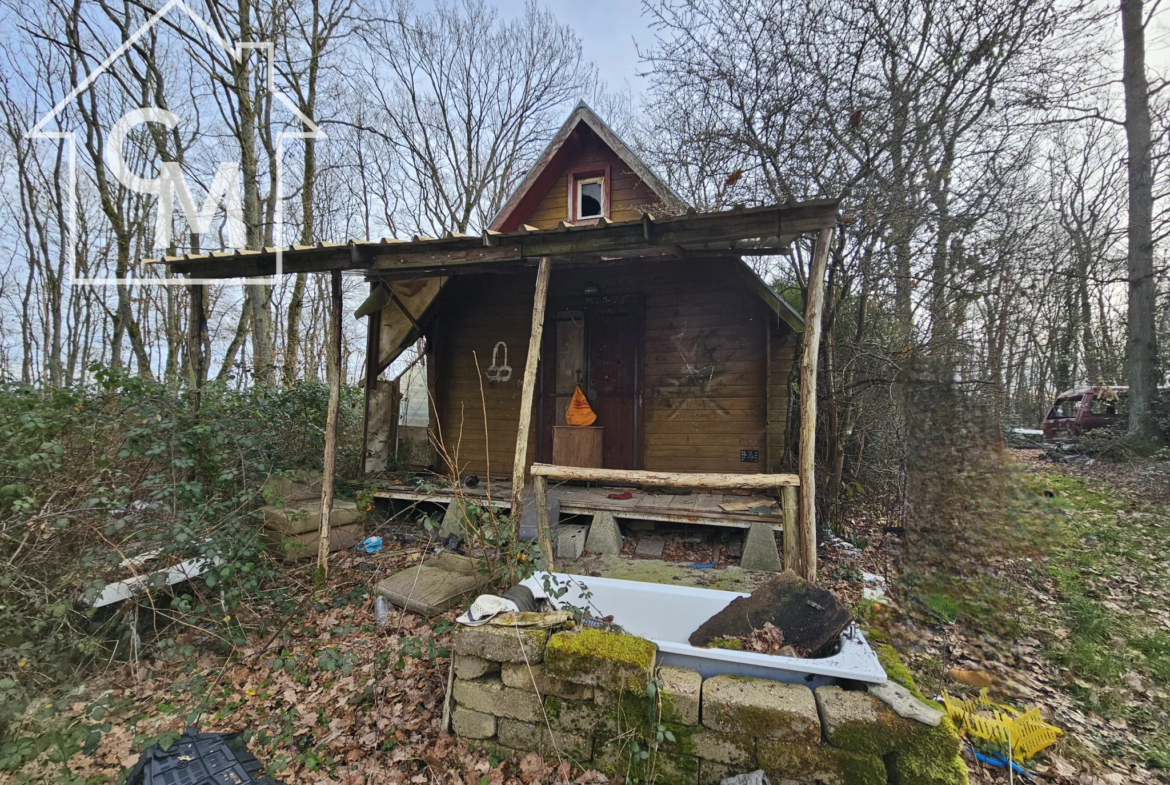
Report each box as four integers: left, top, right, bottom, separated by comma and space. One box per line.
387, 104, 808, 479
160, 102, 839, 574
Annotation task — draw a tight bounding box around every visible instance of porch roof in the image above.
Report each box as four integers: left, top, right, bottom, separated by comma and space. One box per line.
148, 199, 839, 281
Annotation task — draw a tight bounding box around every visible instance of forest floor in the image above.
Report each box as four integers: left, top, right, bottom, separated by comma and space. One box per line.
2, 453, 1168, 785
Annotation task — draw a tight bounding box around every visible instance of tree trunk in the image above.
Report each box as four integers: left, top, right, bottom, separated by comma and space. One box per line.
1121, 0, 1165, 445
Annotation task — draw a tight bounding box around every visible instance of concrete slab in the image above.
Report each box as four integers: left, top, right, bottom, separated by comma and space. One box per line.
634, 537, 665, 558
375, 565, 478, 616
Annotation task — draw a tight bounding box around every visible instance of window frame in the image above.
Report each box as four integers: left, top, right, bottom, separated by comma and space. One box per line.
566, 165, 610, 224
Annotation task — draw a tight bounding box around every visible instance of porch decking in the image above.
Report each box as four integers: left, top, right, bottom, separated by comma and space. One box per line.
374, 479, 784, 530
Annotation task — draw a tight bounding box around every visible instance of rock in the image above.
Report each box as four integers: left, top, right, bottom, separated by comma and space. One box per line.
452, 676, 542, 722
453, 654, 499, 680
688, 570, 851, 656
701, 676, 820, 744
452, 625, 550, 663
496, 718, 592, 761
450, 705, 496, 739
868, 680, 944, 726
556, 524, 590, 560
438, 499, 473, 538
544, 629, 657, 692
501, 662, 593, 699
658, 665, 703, 726
739, 522, 782, 572
584, 511, 622, 555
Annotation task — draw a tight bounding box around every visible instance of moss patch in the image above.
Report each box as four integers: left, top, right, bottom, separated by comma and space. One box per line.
757, 740, 886, 785
706, 637, 744, 651
545, 629, 657, 692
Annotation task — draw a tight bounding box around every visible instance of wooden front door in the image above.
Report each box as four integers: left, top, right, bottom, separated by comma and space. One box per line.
539, 298, 642, 469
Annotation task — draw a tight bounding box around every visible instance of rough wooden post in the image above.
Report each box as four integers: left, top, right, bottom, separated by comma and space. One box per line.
186, 278, 206, 413
781, 485, 800, 574
533, 474, 555, 569
317, 269, 343, 583
510, 258, 552, 522
799, 227, 833, 582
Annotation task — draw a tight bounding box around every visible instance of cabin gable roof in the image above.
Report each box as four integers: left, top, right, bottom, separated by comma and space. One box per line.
488, 102, 685, 232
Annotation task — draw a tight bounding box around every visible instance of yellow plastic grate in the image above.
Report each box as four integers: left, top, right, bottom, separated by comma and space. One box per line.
942, 688, 1063, 762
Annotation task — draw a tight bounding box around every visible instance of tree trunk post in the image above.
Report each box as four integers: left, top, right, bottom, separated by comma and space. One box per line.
533, 475, 555, 570
317, 269, 343, 584
510, 258, 552, 525
186, 278, 206, 413
782, 485, 800, 574
799, 227, 833, 582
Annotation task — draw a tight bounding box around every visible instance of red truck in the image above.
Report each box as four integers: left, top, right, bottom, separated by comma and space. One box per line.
1042, 386, 1127, 443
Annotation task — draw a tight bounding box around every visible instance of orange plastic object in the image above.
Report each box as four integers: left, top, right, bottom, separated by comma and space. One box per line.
565, 386, 597, 426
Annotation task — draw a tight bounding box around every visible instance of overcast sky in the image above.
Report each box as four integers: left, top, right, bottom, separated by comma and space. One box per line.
514, 0, 655, 96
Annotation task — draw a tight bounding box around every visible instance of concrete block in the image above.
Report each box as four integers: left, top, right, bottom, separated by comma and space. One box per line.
452, 676, 542, 722
496, 717, 592, 762
701, 676, 820, 744
451, 705, 496, 739
814, 686, 878, 743
453, 654, 499, 680
698, 760, 737, 785
543, 696, 605, 736
739, 521, 782, 572
594, 743, 699, 784
501, 662, 593, 700
690, 729, 755, 766
584, 511, 622, 555
756, 740, 885, 785
556, 524, 590, 560
658, 665, 702, 726
438, 499, 471, 538
452, 625, 549, 663
545, 629, 657, 692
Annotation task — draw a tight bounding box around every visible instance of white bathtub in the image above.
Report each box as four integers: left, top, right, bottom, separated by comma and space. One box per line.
521, 572, 887, 687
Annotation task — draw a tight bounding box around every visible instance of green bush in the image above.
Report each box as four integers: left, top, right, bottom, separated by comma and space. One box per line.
0, 368, 363, 730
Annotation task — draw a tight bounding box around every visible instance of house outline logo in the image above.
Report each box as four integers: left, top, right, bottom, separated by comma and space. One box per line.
25, 0, 324, 286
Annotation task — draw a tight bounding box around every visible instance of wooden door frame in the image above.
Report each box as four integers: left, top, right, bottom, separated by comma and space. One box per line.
537, 293, 644, 468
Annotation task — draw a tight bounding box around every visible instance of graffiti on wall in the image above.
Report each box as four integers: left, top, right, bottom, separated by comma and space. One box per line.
486, 341, 512, 383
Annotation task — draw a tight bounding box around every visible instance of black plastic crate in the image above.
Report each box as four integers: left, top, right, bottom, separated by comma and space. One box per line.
125, 729, 284, 785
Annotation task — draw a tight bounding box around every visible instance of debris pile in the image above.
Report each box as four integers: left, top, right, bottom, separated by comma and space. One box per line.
688, 570, 852, 657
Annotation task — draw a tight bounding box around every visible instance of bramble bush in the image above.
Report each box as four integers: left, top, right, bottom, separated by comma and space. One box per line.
0, 368, 364, 733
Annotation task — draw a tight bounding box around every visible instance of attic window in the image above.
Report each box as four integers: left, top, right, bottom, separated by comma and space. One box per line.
575, 176, 605, 220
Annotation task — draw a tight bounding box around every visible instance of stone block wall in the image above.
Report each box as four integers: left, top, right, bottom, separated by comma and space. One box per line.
450, 626, 966, 785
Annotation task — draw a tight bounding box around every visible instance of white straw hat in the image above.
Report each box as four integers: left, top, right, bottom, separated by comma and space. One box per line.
456, 595, 519, 626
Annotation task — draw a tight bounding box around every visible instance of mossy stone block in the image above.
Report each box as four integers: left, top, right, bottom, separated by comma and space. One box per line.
756, 740, 886, 785
496, 717, 592, 762
701, 675, 820, 743
452, 676, 542, 722
501, 661, 593, 699
594, 742, 699, 785
452, 625, 549, 663
544, 629, 657, 692
542, 695, 606, 736
658, 665, 702, 726
454, 654, 499, 680
698, 760, 736, 785
451, 705, 496, 739
688, 729, 755, 767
